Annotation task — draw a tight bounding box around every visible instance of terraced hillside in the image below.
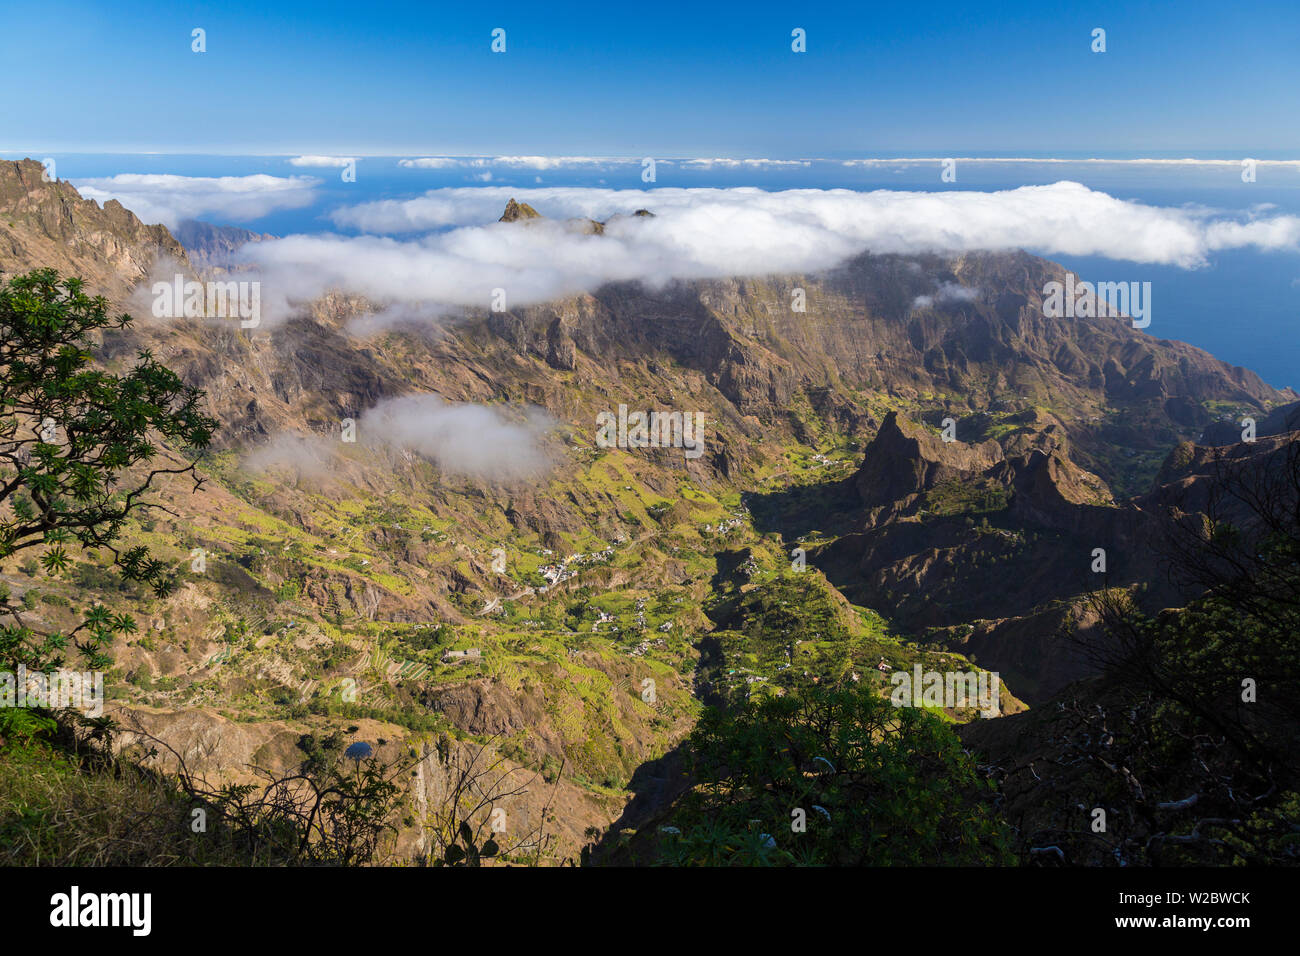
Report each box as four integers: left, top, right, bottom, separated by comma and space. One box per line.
2, 158, 1295, 861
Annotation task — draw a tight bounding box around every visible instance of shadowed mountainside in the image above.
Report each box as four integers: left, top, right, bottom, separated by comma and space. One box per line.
2, 157, 1296, 861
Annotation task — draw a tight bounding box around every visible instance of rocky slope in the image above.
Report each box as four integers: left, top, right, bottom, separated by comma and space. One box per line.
3, 158, 1296, 860
3, 159, 1290, 493
775, 407, 1300, 702
0, 158, 186, 296
172, 219, 275, 270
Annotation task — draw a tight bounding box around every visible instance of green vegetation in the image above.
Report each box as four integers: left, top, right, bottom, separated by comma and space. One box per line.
996, 442, 1300, 865
922, 477, 1009, 516
2, 258, 1286, 868
0, 269, 216, 673
0, 725, 404, 865
654, 686, 1013, 865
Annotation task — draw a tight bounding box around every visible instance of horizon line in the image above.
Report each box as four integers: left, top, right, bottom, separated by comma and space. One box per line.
4, 151, 1300, 167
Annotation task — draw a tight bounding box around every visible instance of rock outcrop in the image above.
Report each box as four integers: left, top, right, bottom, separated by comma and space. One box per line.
0, 158, 188, 296
499, 198, 541, 222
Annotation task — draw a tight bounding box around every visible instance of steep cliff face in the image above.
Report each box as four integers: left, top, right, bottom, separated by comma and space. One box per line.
801, 399, 1300, 703
172, 219, 274, 270
498, 197, 541, 222
853, 411, 1004, 511
413, 244, 1290, 495
1, 159, 1289, 496
0, 158, 188, 295
818, 413, 1142, 621
531, 248, 1286, 416
2, 164, 1291, 651
3, 161, 1297, 852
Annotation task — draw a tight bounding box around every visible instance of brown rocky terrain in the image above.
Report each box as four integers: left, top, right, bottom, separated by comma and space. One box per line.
3, 158, 1289, 496
0, 158, 186, 297
3, 156, 1297, 861
791, 412, 1299, 702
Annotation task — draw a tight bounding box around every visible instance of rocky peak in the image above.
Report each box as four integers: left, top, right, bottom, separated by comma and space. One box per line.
499, 198, 541, 222
853, 411, 1003, 509
0, 157, 188, 299
1000, 448, 1103, 529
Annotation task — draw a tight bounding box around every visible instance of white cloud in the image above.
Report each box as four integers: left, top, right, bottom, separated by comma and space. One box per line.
246, 395, 554, 482
913, 282, 980, 309
289, 155, 355, 167
491, 155, 613, 170
394, 155, 810, 173
396, 154, 1300, 174
679, 158, 811, 169
74, 173, 319, 228
243, 432, 336, 480
345, 301, 462, 335
840, 157, 1300, 168
399, 155, 617, 171
399, 157, 467, 169
361, 394, 554, 480
224, 182, 1300, 324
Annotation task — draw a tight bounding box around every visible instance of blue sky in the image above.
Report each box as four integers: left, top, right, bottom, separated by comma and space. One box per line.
4, 0, 1299, 156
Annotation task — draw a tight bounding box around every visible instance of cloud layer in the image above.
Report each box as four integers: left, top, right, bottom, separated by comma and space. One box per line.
225, 183, 1300, 323
399, 156, 618, 171
391, 155, 1300, 175
913, 281, 980, 309
395, 155, 817, 173
246, 394, 554, 482
361, 394, 553, 480
74, 173, 319, 228
839, 157, 1300, 168
289, 155, 355, 168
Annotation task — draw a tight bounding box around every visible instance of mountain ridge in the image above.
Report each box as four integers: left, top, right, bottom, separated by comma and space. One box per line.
3, 160, 1297, 862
